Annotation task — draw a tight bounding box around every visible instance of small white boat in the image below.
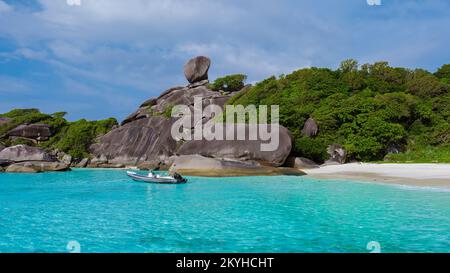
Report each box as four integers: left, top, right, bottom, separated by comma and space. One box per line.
126, 171, 187, 184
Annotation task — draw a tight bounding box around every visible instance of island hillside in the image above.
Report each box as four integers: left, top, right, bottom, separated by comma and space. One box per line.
0, 57, 449, 174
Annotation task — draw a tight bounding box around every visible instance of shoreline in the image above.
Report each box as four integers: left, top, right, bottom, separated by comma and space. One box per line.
71, 164, 450, 188
305, 163, 450, 188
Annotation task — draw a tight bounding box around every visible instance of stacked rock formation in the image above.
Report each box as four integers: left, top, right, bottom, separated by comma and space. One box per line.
90, 56, 296, 174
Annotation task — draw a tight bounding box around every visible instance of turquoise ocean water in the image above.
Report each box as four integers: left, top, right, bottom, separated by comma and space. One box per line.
0, 169, 449, 253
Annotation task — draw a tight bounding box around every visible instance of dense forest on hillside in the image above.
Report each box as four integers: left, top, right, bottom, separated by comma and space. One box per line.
0, 109, 118, 159
1, 61, 449, 164
228, 61, 450, 163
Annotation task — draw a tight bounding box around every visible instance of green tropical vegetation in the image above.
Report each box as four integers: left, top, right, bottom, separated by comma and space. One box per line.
1, 60, 449, 164
210, 74, 248, 92
383, 146, 450, 163
227, 60, 450, 163
0, 109, 117, 159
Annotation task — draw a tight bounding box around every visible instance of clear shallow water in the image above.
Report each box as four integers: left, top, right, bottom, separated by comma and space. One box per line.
0, 169, 449, 253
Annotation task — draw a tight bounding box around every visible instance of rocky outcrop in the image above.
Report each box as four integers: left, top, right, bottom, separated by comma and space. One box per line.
5, 163, 38, 173
178, 124, 293, 167
151, 85, 230, 114
92, 111, 292, 168
187, 79, 209, 89
184, 56, 211, 83
384, 144, 405, 155
137, 160, 162, 171
50, 149, 73, 165
301, 118, 318, 137
61, 154, 72, 165
285, 157, 319, 169
121, 107, 150, 126
91, 82, 235, 165
137, 158, 174, 171
324, 144, 347, 165
90, 117, 178, 166
0, 159, 14, 167
6, 124, 52, 141
89, 57, 294, 173
8, 136, 37, 145
169, 155, 305, 177
140, 98, 158, 108
95, 163, 126, 169
0, 117, 12, 127
0, 145, 71, 173
6, 161, 70, 173
119, 83, 232, 127
75, 158, 89, 168
0, 145, 56, 162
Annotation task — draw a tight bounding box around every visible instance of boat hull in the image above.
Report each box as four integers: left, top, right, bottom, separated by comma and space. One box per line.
126, 172, 187, 184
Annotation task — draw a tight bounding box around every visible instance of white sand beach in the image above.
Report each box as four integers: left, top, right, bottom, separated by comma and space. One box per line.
305, 163, 450, 188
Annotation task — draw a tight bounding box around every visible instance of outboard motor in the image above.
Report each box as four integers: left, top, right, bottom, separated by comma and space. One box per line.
173, 173, 186, 183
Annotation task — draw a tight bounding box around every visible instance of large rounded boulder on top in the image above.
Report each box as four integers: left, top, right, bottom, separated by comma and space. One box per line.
184, 56, 211, 83
7, 124, 52, 141
0, 145, 56, 162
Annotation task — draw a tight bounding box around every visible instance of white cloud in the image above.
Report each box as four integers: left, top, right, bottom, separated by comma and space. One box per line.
37, 0, 242, 26
0, 0, 335, 87
16, 48, 48, 60
48, 41, 85, 62
66, 0, 82, 6
0, 0, 12, 13
1, 0, 450, 119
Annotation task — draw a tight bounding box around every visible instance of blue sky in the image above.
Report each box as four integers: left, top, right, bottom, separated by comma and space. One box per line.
1, 0, 449, 121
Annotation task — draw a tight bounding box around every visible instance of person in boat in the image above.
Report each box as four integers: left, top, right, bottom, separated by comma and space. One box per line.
148, 170, 156, 178
148, 168, 164, 178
